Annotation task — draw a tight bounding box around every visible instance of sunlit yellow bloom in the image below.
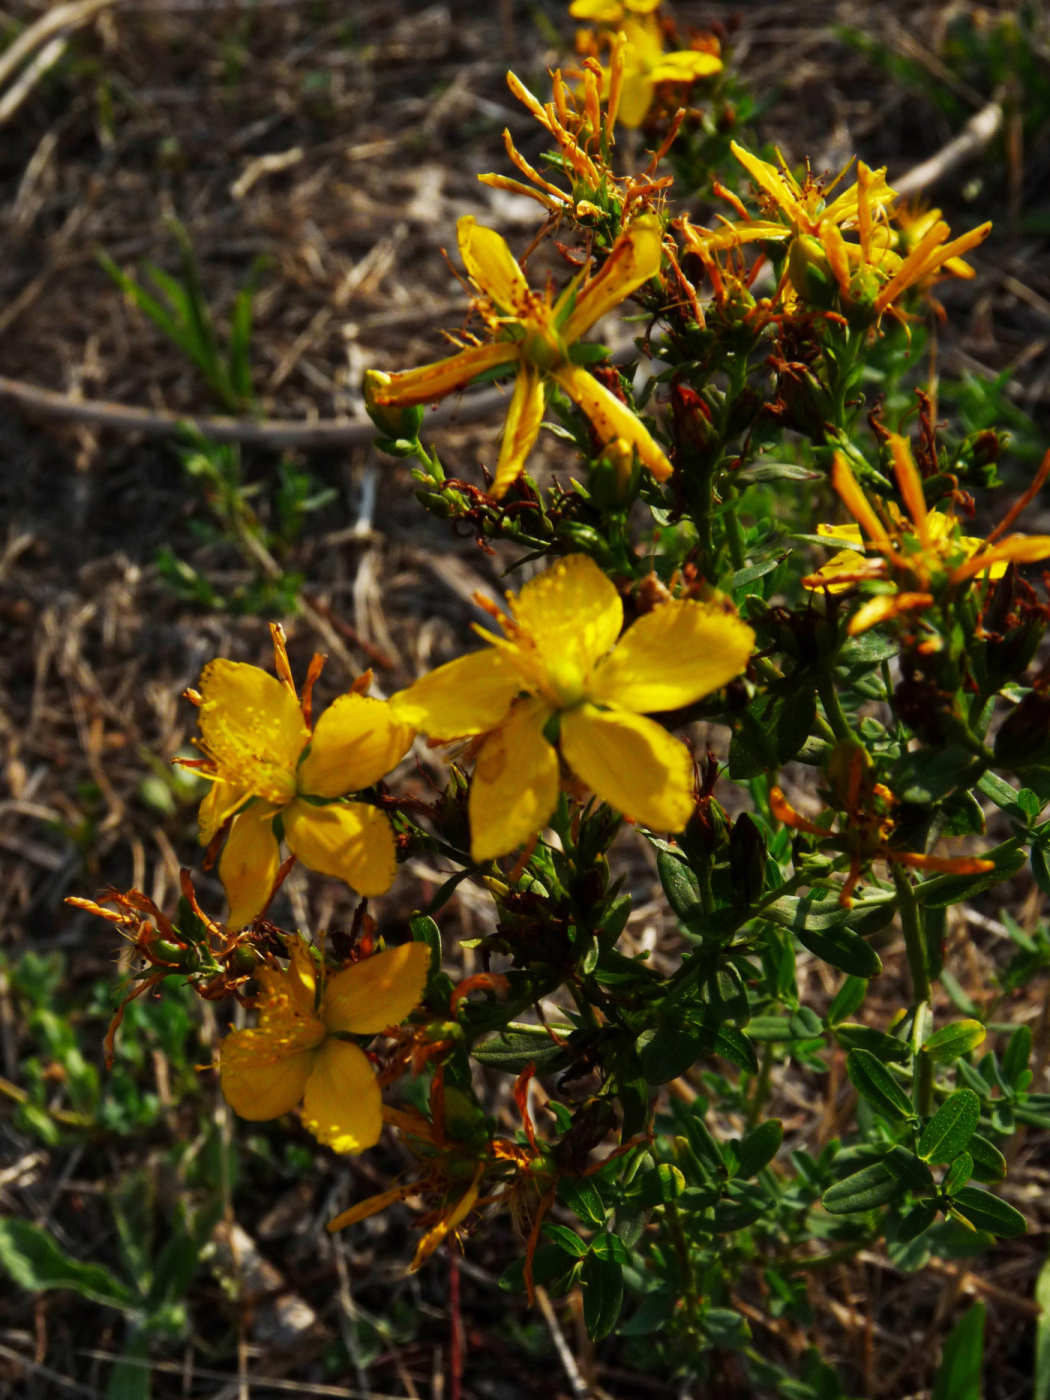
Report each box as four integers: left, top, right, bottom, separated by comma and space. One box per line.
369, 216, 670, 498
805, 439, 1050, 633
220, 937, 429, 1153
609, 17, 722, 129
893, 202, 980, 282
390, 554, 754, 859
191, 627, 414, 929
569, 0, 660, 21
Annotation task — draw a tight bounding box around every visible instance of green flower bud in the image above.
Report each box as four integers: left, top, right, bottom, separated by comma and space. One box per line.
788, 235, 836, 309
589, 437, 640, 511
363, 370, 424, 441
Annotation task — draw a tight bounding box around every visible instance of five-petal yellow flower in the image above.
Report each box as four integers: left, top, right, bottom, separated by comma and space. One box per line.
390, 554, 754, 860
192, 629, 414, 929
221, 937, 429, 1153
369, 215, 671, 498
610, 17, 723, 129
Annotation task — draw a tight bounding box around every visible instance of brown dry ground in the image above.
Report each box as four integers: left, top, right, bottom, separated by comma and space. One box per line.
1, 2, 1050, 1398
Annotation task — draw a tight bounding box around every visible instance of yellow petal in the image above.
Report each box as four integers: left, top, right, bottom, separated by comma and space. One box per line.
817, 522, 864, 545
552, 363, 672, 481
588, 598, 754, 713
198, 660, 307, 806
390, 647, 524, 740
680, 220, 791, 256
409, 1167, 483, 1272
561, 215, 664, 343
569, 0, 624, 17
283, 798, 397, 897
220, 802, 283, 932
323, 942, 431, 1034
888, 433, 929, 544
198, 777, 250, 845
511, 553, 623, 679
649, 50, 723, 82
457, 215, 531, 315
847, 592, 933, 635
731, 141, 798, 222
614, 73, 656, 129
301, 1038, 382, 1154
220, 1026, 321, 1122
950, 534, 1050, 584
831, 452, 890, 548
802, 548, 877, 594
470, 696, 559, 862
819, 219, 852, 295
492, 365, 546, 499
327, 1183, 416, 1234
560, 703, 694, 832
372, 341, 519, 408
298, 694, 414, 798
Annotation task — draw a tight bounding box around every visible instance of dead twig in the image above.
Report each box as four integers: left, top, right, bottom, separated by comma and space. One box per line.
894, 99, 1003, 197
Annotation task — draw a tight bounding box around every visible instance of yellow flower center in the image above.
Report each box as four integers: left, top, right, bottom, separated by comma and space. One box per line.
520, 321, 568, 373
547, 657, 587, 708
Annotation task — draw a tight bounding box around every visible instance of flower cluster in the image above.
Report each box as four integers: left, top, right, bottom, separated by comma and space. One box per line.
70, 9, 1050, 1374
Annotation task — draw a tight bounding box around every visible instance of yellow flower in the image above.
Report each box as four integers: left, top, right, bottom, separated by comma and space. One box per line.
220, 936, 429, 1153
191, 627, 414, 929
369, 215, 670, 498
682, 143, 989, 318
612, 16, 722, 129
390, 554, 754, 860
569, 0, 661, 21
804, 438, 1050, 633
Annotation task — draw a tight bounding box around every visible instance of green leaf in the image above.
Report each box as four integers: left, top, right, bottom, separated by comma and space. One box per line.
0, 1218, 138, 1310
637, 1025, 701, 1085
846, 1049, 914, 1122
499, 1244, 578, 1295
558, 1177, 607, 1228
473, 1024, 573, 1075
892, 746, 975, 804
977, 770, 1022, 812
837, 631, 899, 667
542, 1223, 588, 1258
897, 1201, 938, 1243
735, 461, 821, 484
945, 1153, 973, 1195
625, 1164, 685, 1208
951, 1187, 1028, 1238
822, 1160, 905, 1214
920, 849, 1026, 909
1035, 1247, 1050, 1400
765, 895, 885, 977
918, 1089, 981, 1164
619, 1289, 676, 1337
834, 1023, 909, 1063
886, 1145, 935, 1194
581, 1252, 623, 1341
734, 1119, 783, 1178
923, 1020, 986, 1062
777, 689, 818, 764
711, 1022, 759, 1075
656, 849, 703, 921
967, 1132, 1007, 1184
590, 1232, 629, 1265
731, 555, 785, 593
826, 975, 867, 1026
1003, 1024, 1033, 1086
932, 1303, 985, 1400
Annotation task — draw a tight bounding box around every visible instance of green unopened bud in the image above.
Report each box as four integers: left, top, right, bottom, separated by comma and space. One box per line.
729, 812, 767, 906
842, 266, 880, 327
589, 437, 640, 510
788, 235, 836, 309
364, 369, 424, 440
416, 489, 465, 518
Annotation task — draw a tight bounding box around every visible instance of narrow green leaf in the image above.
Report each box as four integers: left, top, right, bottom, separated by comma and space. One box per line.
967, 1132, 1007, 1184
581, 1252, 623, 1341
558, 1177, 606, 1228
0, 1218, 137, 1310
918, 1089, 981, 1164
624, 1164, 684, 1208
932, 1303, 984, 1400
945, 1154, 973, 1195
846, 1048, 914, 1122
1035, 1247, 1050, 1400
542, 1223, 588, 1258
822, 1160, 905, 1215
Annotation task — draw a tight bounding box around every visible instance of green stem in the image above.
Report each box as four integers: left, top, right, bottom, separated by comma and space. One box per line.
665, 1199, 699, 1316
893, 865, 934, 1115
747, 1042, 775, 1127
817, 672, 851, 741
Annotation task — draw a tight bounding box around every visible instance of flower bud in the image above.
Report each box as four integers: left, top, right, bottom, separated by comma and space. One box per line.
788, 235, 836, 309
589, 437, 640, 510
363, 370, 424, 441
